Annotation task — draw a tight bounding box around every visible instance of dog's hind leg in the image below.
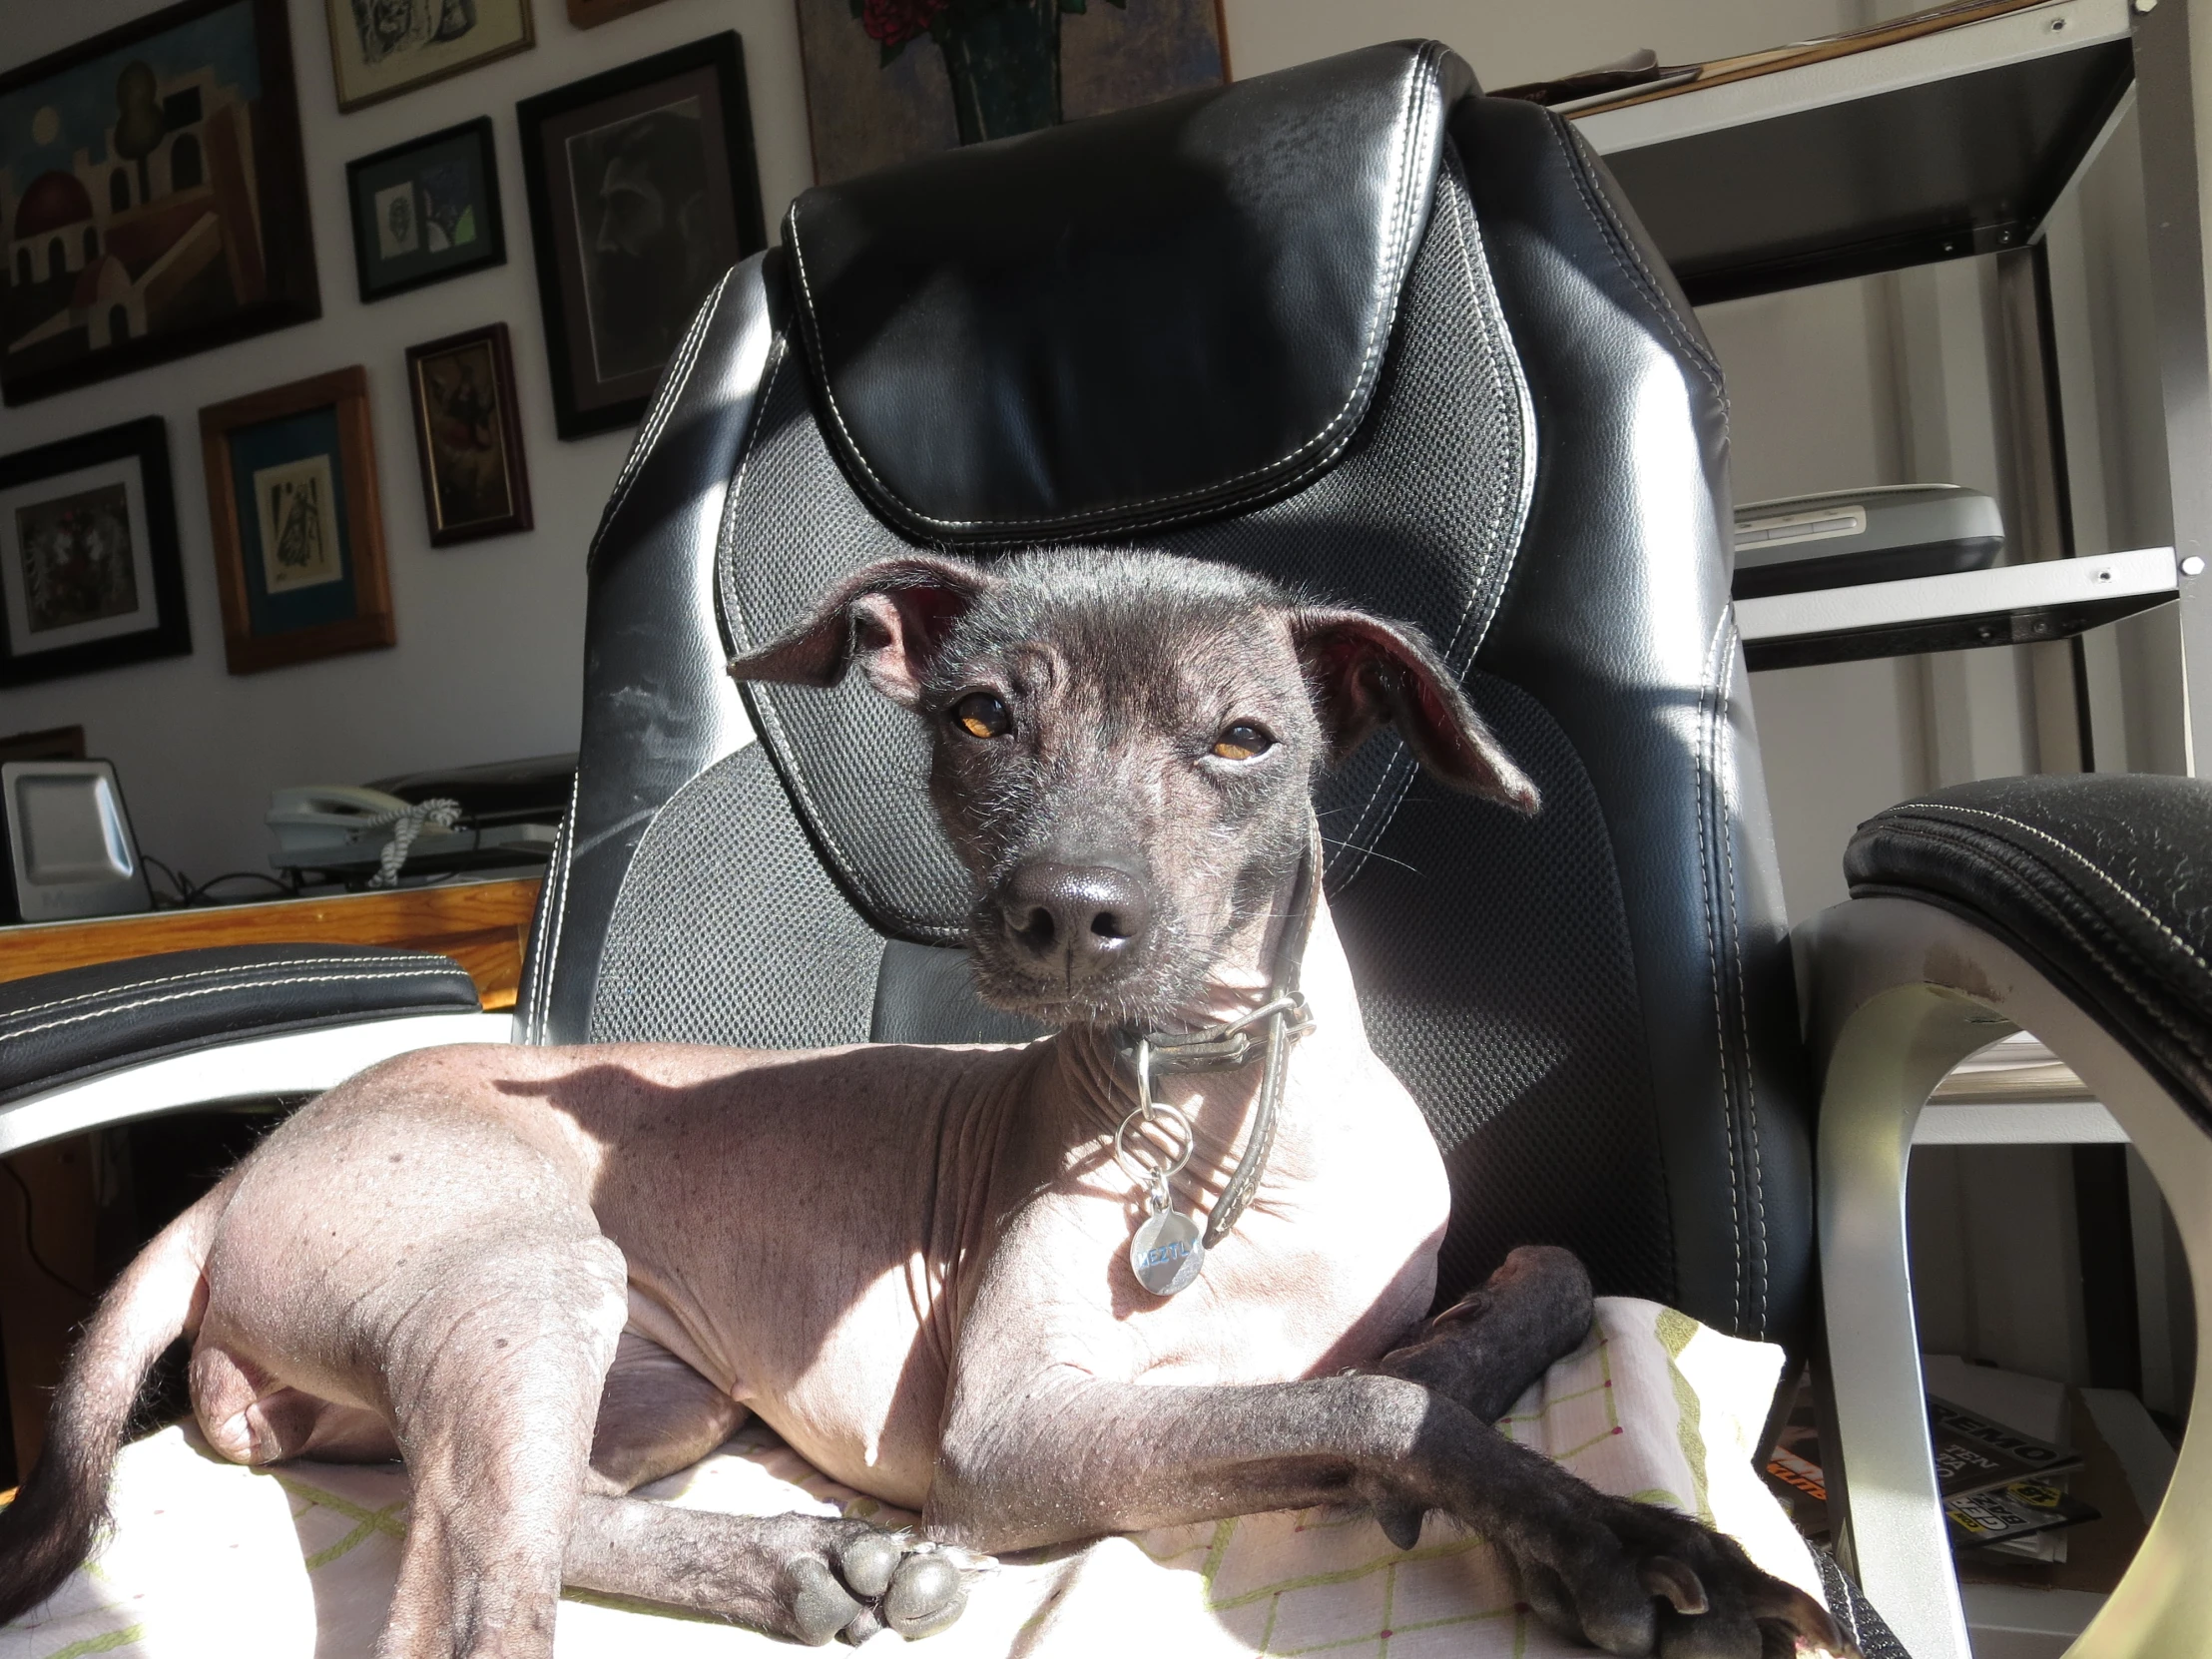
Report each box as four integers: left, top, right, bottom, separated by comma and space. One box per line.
583, 1332, 745, 1494
369, 1234, 631, 1659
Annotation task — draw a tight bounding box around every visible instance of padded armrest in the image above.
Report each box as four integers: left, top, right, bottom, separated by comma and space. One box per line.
1844, 774, 2212, 1132
0, 944, 482, 1107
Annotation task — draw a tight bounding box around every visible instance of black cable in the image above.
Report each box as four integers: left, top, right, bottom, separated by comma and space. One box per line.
185, 871, 296, 900
140, 858, 306, 908
1, 1157, 97, 1303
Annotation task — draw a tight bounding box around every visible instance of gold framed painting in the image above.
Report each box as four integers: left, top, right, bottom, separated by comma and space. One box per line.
404, 322, 532, 545
324, 0, 535, 113
199, 366, 395, 674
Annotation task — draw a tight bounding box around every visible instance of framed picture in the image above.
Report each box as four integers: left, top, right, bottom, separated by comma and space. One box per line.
346, 117, 506, 302
518, 33, 766, 439
322, 0, 534, 114
793, 0, 1228, 186
568, 0, 676, 28
0, 0, 320, 407
199, 367, 395, 675
0, 725, 87, 762
0, 418, 191, 686
404, 321, 532, 544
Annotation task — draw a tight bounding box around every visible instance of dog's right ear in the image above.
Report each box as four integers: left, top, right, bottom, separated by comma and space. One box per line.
727, 555, 998, 707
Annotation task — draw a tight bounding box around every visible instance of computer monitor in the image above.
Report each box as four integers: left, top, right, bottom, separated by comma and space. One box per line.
1, 759, 153, 924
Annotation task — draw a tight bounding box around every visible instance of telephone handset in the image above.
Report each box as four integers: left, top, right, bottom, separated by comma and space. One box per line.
266, 786, 420, 859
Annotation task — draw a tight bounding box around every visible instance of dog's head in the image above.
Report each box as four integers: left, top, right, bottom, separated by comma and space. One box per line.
730, 550, 1535, 1027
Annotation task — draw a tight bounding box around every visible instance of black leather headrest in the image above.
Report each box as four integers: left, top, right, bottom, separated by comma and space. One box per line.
783, 41, 1473, 545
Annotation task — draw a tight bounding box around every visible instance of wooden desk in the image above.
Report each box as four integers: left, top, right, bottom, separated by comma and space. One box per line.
0, 875, 542, 1010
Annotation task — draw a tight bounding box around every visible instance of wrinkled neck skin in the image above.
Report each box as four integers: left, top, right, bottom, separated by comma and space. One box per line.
1034, 872, 1378, 1225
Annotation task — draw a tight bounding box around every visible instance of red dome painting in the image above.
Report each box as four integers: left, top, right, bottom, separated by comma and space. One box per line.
12, 171, 95, 238
0, 0, 317, 405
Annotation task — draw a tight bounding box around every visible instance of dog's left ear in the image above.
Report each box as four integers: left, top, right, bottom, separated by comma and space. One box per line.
1293, 609, 1539, 814
728, 555, 998, 707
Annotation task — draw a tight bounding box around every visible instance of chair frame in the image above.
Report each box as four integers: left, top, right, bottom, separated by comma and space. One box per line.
1804, 895, 2211, 1659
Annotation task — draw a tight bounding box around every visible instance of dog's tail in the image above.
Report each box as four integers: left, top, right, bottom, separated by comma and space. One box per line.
0, 1174, 232, 1626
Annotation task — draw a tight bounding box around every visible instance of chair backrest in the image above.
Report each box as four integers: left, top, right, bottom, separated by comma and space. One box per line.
518, 41, 1812, 1343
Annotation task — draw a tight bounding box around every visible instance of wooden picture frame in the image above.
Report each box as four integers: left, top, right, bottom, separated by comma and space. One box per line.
0, 0, 320, 407
347, 117, 506, 303
322, 0, 535, 113
0, 417, 192, 687
199, 367, 395, 675
567, 0, 676, 28
517, 34, 766, 439
404, 322, 533, 545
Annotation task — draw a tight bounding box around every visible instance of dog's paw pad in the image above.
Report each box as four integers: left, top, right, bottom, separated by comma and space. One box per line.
790, 1556, 864, 1646
883, 1547, 968, 1638
836, 1531, 904, 1599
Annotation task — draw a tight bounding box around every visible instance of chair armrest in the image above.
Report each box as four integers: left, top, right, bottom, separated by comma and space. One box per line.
0, 944, 481, 1108
1842, 774, 2212, 1133
1799, 791, 2212, 1659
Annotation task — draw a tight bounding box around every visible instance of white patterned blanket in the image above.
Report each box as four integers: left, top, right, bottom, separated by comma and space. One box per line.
2, 1297, 1821, 1659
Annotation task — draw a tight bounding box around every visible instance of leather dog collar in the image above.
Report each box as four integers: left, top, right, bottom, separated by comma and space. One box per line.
1110, 818, 1322, 1294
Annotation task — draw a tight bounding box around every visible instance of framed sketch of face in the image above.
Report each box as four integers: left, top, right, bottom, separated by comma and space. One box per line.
404, 321, 532, 544
0, 417, 191, 686
322, 0, 533, 113
198, 367, 395, 675
517, 34, 765, 439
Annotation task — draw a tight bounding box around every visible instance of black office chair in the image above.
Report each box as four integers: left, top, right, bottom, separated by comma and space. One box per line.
9, 39, 2209, 1659
522, 37, 1883, 1648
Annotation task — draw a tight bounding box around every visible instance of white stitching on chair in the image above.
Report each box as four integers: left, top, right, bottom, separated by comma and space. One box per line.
526, 769, 582, 1045
0, 956, 458, 1025
1692, 609, 1746, 1322
1713, 623, 1768, 1333
1340, 139, 1535, 870
1909, 803, 2211, 974
1542, 114, 1726, 408
781, 47, 1446, 536
5, 967, 465, 1043
594, 268, 732, 557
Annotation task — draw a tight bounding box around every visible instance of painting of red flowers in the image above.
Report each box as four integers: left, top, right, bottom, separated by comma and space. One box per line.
796, 0, 1226, 186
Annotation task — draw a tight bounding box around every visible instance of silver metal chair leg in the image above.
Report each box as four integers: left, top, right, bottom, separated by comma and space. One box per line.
1801, 896, 2212, 1659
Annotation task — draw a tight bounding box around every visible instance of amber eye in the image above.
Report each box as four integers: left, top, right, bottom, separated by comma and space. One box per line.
1211, 722, 1274, 761
953, 692, 1011, 740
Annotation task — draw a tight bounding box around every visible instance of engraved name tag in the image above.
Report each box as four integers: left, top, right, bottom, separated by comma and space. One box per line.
1130, 1209, 1205, 1296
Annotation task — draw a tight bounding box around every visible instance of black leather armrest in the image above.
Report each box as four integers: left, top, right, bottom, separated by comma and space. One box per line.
0, 944, 482, 1106
1844, 774, 2212, 1130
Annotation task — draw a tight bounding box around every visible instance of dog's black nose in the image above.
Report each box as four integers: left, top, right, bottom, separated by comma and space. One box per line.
1001, 861, 1151, 978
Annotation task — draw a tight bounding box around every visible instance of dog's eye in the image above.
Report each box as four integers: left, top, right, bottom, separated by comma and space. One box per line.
953, 693, 1011, 740
1211, 723, 1273, 761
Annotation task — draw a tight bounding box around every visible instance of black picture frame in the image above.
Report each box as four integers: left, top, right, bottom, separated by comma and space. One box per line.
517, 33, 766, 440
346, 118, 507, 304
0, 0, 321, 407
0, 417, 191, 686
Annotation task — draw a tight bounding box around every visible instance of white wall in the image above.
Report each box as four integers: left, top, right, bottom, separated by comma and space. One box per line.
0, 0, 1868, 889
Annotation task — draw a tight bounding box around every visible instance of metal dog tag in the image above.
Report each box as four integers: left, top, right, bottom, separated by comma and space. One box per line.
1130, 1208, 1205, 1296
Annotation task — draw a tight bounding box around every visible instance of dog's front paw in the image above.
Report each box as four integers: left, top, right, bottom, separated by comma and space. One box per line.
1490, 1494, 1846, 1658
795, 1524, 995, 1646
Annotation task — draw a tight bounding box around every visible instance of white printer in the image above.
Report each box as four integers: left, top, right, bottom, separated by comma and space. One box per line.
1731, 483, 2003, 600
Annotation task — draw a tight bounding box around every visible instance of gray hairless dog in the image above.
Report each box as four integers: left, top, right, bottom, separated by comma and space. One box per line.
0, 551, 1845, 1658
